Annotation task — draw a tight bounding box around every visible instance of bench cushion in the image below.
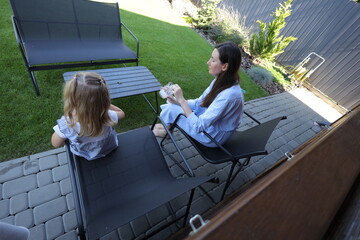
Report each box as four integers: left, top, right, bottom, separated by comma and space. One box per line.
25, 40, 136, 65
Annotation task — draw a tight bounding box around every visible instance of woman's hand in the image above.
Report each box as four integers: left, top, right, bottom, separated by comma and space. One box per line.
166, 95, 179, 105
165, 84, 183, 105
171, 84, 186, 103
170, 84, 192, 117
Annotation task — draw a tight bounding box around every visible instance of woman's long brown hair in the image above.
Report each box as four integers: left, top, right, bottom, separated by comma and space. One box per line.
201, 42, 242, 108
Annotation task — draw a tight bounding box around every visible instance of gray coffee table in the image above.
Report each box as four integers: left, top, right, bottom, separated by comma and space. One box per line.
63, 66, 162, 113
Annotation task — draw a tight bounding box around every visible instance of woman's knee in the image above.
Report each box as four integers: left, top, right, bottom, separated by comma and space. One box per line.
160, 104, 183, 122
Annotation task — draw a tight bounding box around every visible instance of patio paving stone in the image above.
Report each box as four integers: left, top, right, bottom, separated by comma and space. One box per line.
55, 230, 77, 240
52, 165, 69, 182
28, 182, 61, 207
0, 158, 26, 183
14, 208, 33, 228
62, 210, 77, 233
36, 170, 53, 187
3, 175, 37, 199
29, 223, 46, 240
0, 199, 10, 219
33, 197, 68, 225
9, 193, 28, 215
45, 216, 65, 239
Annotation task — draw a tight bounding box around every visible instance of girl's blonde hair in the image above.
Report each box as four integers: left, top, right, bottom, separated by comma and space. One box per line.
63, 72, 114, 137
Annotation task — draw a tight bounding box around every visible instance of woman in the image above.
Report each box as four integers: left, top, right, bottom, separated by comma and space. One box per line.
153, 42, 244, 147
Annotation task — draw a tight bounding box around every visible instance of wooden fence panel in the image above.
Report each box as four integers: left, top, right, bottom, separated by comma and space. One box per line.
218, 0, 360, 111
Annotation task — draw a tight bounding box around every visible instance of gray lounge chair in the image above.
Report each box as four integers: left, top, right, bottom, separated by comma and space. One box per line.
65, 120, 212, 239
160, 112, 287, 201
9, 0, 139, 95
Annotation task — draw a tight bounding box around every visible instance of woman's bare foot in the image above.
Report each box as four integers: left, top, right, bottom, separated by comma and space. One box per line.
153, 123, 165, 130
152, 128, 167, 137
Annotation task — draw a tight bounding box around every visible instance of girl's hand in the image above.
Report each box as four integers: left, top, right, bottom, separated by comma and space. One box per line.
110, 104, 125, 120
51, 132, 66, 148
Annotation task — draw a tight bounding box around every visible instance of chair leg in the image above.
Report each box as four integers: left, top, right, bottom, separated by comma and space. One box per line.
28, 70, 40, 96
221, 157, 251, 201
153, 116, 216, 204
221, 161, 237, 201
166, 202, 177, 222
183, 189, 196, 227
155, 91, 159, 113
78, 229, 86, 240
228, 157, 251, 188
144, 189, 196, 240
162, 146, 217, 204
142, 94, 158, 113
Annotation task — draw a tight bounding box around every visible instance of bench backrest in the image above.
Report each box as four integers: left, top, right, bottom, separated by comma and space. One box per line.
10, 0, 122, 42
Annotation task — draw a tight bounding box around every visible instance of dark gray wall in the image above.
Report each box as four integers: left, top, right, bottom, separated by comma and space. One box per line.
217, 0, 360, 111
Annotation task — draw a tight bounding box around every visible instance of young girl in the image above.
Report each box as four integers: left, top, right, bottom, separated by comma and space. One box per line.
153, 42, 244, 147
51, 72, 125, 160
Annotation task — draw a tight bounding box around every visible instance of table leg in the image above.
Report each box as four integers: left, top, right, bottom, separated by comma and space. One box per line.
142, 92, 159, 114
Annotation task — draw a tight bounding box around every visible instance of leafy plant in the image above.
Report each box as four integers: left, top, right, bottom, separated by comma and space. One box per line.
192, 0, 221, 29
249, 0, 297, 60
261, 60, 294, 87
247, 66, 274, 86
208, 6, 252, 47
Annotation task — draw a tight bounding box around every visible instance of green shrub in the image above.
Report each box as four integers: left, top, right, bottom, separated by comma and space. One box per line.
261, 60, 293, 86
249, 0, 297, 60
209, 7, 252, 47
247, 66, 274, 86
208, 24, 246, 46
192, 0, 221, 30
191, 2, 252, 47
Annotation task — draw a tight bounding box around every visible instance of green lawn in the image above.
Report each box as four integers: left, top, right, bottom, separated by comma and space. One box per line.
0, 1, 268, 162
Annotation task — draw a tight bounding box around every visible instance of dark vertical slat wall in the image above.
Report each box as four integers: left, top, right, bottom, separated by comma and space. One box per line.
217, 0, 360, 110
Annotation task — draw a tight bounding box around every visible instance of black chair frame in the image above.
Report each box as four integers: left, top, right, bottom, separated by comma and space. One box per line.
151, 117, 220, 205
65, 119, 212, 240
10, 0, 139, 96
159, 112, 286, 201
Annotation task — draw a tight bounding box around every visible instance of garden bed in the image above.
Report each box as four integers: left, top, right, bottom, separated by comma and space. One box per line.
168, 0, 296, 96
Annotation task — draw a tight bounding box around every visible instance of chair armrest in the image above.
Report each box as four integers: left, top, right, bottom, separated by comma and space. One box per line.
11, 16, 21, 45
244, 111, 261, 125
11, 16, 30, 67
171, 113, 236, 162
64, 141, 86, 240
121, 22, 139, 58
200, 130, 236, 161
